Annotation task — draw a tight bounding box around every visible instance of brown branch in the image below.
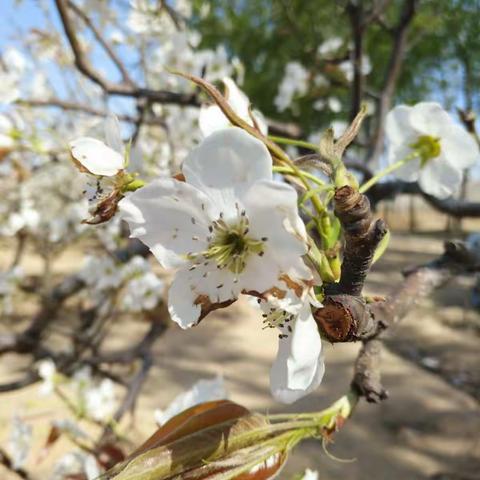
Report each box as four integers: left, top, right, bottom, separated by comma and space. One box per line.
347, 1, 365, 121
368, 0, 418, 165
17, 99, 166, 127
66, 0, 135, 86
368, 180, 480, 218
0, 371, 40, 393
351, 339, 388, 403
0, 240, 149, 356
54, 0, 198, 106
0, 448, 31, 480
331, 186, 387, 296
313, 184, 480, 402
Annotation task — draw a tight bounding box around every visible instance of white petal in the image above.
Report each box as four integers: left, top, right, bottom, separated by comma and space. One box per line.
223, 77, 250, 120
409, 102, 452, 136
199, 104, 230, 137
388, 144, 422, 182
70, 137, 124, 176
0, 133, 14, 149
104, 115, 124, 153
440, 123, 480, 170
155, 375, 227, 425
182, 127, 272, 199
418, 156, 462, 199
168, 264, 238, 328
252, 109, 269, 135
119, 178, 214, 269
242, 180, 312, 281
270, 303, 324, 404
168, 268, 202, 328
239, 248, 284, 294
385, 105, 416, 146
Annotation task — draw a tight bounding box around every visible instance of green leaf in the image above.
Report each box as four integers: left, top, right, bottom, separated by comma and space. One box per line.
372, 229, 390, 265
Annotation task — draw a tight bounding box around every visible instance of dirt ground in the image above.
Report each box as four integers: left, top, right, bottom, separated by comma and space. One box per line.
1, 220, 480, 479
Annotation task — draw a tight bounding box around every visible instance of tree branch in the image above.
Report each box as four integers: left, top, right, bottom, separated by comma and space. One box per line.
347, 1, 365, 121
66, 0, 135, 86
368, 0, 418, 164
314, 185, 480, 401
54, 0, 198, 105
17, 99, 166, 127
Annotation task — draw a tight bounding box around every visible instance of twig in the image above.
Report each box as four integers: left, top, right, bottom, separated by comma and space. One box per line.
54, 0, 197, 105
314, 185, 480, 401
347, 1, 365, 121
0, 447, 31, 480
351, 339, 388, 403
66, 0, 135, 86
368, 0, 418, 165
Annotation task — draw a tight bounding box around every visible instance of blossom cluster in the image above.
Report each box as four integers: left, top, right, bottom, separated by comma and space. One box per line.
79, 254, 165, 312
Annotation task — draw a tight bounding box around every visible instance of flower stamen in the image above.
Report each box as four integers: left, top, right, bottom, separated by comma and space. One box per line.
410, 135, 441, 167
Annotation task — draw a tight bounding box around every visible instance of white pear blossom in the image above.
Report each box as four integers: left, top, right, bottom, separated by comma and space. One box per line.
328, 96, 342, 113
0, 48, 27, 104
37, 358, 57, 396
339, 54, 372, 82
79, 254, 124, 292
70, 115, 125, 177
199, 77, 268, 137
154, 375, 227, 425
52, 419, 88, 440
386, 102, 480, 198
122, 271, 164, 312
0, 266, 23, 314
72, 366, 118, 422
69, 116, 139, 223
0, 114, 16, 153
259, 290, 324, 404
83, 378, 117, 422
274, 62, 309, 112
51, 451, 100, 480
8, 415, 32, 470
120, 127, 313, 329
301, 468, 319, 480
317, 37, 343, 57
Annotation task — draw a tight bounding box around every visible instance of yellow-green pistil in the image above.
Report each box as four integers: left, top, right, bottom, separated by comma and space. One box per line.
204, 215, 266, 274
410, 135, 441, 167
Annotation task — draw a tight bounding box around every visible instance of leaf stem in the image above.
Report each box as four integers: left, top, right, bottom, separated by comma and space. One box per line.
268, 135, 320, 151
359, 151, 419, 193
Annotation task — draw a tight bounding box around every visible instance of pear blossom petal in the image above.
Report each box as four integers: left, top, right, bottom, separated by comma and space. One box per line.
270, 303, 324, 404
223, 77, 250, 119
154, 375, 227, 425
198, 104, 230, 137
198, 78, 268, 137
418, 156, 462, 199
385, 105, 416, 145
440, 124, 479, 170
119, 178, 215, 269
242, 180, 312, 281
182, 128, 272, 199
251, 109, 269, 136
169, 259, 244, 329
388, 145, 422, 182
70, 137, 125, 176
409, 102, 452, 136
104, 115, 124, 153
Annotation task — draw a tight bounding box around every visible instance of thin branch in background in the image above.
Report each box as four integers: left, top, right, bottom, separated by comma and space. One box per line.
0, 448, 31, 480
66, 0, 135, 86
54, 0, 198, 105
368, 0, 418, 165
347, 1, 365, 121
